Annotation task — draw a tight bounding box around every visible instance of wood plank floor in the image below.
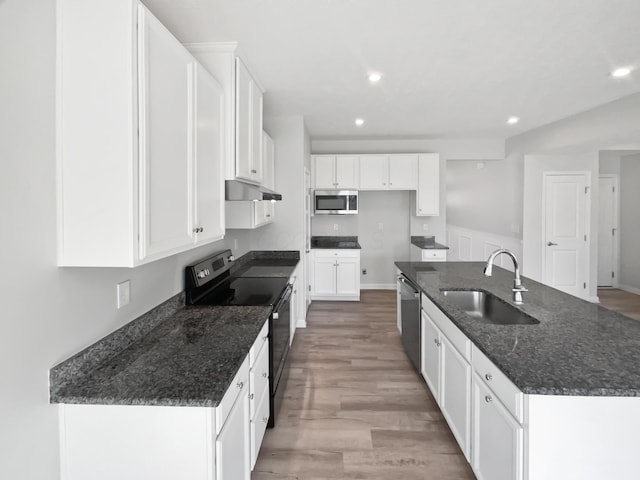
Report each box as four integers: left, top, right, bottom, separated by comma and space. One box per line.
253, 290, 476, 480
598, 288, 640, 321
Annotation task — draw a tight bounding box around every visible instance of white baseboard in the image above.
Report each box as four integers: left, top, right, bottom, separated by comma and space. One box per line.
296, 319, 307, 329
361, 283, 396, 290
589, 296, 600, 304
619, 284, 640, 296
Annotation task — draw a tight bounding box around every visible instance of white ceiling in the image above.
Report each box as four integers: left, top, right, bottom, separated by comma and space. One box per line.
144, 0, 640, 139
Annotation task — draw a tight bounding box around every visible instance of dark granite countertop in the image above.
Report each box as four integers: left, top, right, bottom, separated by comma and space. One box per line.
231, 250, 300, 278
311, 236, 362, 249
395, 261, 640, 397
51, 305, 271, 407
410, 236, 449, 250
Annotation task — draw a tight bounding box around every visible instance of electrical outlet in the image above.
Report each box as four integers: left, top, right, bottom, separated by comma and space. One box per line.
423, 224, 429, 231
233, 238, 238, 250
333, 223, 339, 231
117, 280, 130, 309
362, 269, 367, 275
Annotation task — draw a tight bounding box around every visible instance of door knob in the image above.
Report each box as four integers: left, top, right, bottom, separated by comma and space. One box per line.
547, 242, 558, 246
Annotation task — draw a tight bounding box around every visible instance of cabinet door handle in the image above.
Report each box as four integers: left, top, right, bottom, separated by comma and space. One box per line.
249, 392, 254, 400
485, 373, 493, 381
485, 395, 493, 403
262, 371, 268, 378
262, 334, 269, 341
547, 241, 557, 246
237, 381, 244, 390
262, 416, 269, 424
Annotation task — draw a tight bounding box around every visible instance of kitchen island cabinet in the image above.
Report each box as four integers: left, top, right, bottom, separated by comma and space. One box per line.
396, 260, 640, 480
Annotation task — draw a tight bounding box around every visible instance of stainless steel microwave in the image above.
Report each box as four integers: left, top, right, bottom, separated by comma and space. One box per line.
314, 190, 358, 215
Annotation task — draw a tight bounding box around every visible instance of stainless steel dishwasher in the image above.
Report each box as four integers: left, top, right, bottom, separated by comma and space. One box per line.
397, 274, 421, 372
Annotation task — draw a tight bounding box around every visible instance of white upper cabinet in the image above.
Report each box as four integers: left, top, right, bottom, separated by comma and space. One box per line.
416, 153, 440, 216
138, 7, 194, 260
224, 131, 275, 230
388, 154, 419, 190
358, 155, 388, 189
235, 59, 263, 184
193, 64, 226, 245
312, 155, 359, 189
57, 0, 225, 267
190, 45, 264, 184
359, 154, 418, 190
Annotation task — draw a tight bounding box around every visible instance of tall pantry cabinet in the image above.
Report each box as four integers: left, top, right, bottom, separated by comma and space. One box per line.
57, 0, 225, 267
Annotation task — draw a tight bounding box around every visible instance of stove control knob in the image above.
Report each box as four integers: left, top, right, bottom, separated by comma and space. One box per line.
197, 270, 207, 279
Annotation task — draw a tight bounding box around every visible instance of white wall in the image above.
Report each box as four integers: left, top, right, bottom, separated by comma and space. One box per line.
619, 154, 640, 292
0, 3, 251, 479
446, 159, 523, 238
251, 115, 308, 252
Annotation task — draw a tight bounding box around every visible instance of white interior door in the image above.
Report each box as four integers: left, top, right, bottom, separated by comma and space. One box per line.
598, 176, 617, 287
543, 174, 589, 298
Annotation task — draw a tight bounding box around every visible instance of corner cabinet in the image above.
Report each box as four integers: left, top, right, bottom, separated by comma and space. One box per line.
235, 59, 263, 183
188, 45, 264, 184
310, 249, 360, 301
57, 0, 225, 267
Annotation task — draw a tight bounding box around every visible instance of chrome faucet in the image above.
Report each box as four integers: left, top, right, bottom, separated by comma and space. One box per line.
484, 249, 528, 304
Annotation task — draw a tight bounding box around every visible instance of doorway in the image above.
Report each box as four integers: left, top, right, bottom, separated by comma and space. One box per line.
542, 172, 590, 298
597, 175, 619, 287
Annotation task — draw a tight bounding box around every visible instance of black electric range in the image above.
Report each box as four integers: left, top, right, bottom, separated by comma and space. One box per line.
185, 250, 292, 428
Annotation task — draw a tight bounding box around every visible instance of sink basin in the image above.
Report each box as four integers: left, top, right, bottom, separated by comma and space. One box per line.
440, 289, 539, 325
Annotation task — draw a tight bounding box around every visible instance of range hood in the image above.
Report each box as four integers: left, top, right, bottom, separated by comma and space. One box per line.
225, 179, 283, 201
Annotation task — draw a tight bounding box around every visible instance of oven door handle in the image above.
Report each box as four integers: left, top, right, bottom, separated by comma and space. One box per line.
272, 284, 293, 319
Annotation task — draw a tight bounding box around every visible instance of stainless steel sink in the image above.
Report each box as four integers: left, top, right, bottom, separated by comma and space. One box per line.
440, 289, 539, 325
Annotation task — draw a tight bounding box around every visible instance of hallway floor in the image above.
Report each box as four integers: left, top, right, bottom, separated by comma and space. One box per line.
598, 288, 640, 321
252, 290, 475, 479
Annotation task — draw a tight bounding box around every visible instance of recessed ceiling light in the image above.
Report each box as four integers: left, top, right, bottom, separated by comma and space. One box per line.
611, 67, 632, 78
355, 118, 365, 126
368, 73, 382, 83
507, 116, 519, 125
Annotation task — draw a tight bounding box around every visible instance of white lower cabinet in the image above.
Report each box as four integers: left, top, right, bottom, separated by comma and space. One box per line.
216, 379, 250, 480
310, 249, 360, 301
248, 322, 270, 470
420, 308, 470, 459
58, 328, 273, 480
472, 372, 523, 480
410, 245, 447, 262
289, 269, 299, 344
420, 294, 523, 479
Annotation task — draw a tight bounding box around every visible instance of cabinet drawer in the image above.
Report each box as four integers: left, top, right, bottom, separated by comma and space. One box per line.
215, 356, 249, 436
250, 384, 270, 470
249, 320, 269, 367
249, 340, 270, 420
313, 249, 360, 259
472, 344, 523, 423
421, 249, 447, 262
422, 294, 470, 362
